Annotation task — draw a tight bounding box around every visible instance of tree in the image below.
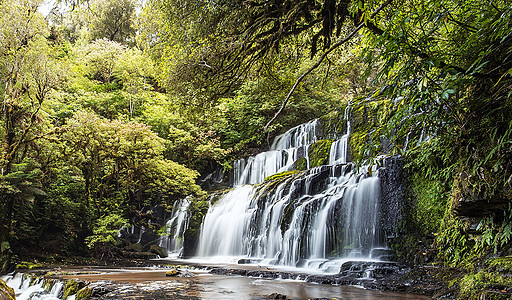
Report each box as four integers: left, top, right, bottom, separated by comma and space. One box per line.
88, 0, 137, 44
85, 213, 128, 260
61, 111, 202, 215
79, 38, 126, 83
0, 0, 60, 272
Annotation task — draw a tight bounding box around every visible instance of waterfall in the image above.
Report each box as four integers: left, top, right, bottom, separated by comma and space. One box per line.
233, 119, 319, 186
159, 197, 191, 258
2, 273, 63, 300
329, 121, 350, 165
197, 164, 382, 272
193, 116, 387, 273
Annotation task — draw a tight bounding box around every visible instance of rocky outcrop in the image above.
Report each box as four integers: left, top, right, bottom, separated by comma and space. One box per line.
451, 172, 510, 217
208, 260, 447, 296
378, 155, 406, 238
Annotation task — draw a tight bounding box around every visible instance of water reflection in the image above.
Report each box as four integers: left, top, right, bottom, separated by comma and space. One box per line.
60, 268, 427, 300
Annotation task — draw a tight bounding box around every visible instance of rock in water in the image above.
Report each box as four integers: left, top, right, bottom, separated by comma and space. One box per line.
165, 268, 195, 277
268, 292, 288, 299
0, 279, 15, 300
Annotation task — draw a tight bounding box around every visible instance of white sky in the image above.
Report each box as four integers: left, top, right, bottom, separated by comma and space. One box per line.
38, 0, 57, 16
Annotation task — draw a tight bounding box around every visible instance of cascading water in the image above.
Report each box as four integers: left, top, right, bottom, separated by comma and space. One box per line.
233, 119, 319, 186
193, 115, 387, 273
2, 273, 64, 300
159, 197, 191, 257
329, 120, 350, 165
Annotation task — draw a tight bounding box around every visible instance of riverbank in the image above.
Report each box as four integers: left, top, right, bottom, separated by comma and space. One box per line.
1, 257, 458, 299
4, 263, 432, 300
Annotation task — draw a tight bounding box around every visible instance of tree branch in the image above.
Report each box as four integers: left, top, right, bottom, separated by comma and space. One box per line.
263, 0, 392, 132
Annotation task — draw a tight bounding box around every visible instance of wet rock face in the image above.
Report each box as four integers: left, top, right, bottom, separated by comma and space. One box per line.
378, 155, 406, 238
338, 261, 400, 278
200, 168, 227, 191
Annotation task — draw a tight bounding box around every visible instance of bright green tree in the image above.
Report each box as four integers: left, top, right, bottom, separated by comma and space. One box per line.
0, 0, 60, 272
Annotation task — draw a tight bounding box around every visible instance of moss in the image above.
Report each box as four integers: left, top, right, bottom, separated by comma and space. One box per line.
63, 279, 79, 299
295, 157, 307, 171
488, 256, 512, 272
16, 261, 45, 270
125, 243, 144, 252
410, 173, 451, 234
459, 270, 512, 299
0, 278, 15, 300
264, 170, 299, 182
318, 109, 347, 138
307, 139, 333, 168
149, 244, 168, 257
75, 287, 93, 300
348, 98, 393, 163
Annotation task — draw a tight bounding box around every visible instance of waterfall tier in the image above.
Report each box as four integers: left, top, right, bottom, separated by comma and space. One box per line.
233, 119, 320, 186
197, 164, 383, 272
2, 273, 63, 300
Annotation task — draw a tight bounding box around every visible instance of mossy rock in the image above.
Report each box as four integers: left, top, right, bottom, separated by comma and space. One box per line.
165, 268, 178, 277
149, 244, 168, 258
488, 256, 512, 272
121, 250, 156, 259
75, 287, 93, 300
318, 109, 348, 138
264, 170, 299, 182
63, 279, 79, 299
125, 243, 144, 252
16, 261, 44, 270
458, 269, 512, 299
294, 157, 307, 171
0, 278, 15, 300
308, 139, 333, 168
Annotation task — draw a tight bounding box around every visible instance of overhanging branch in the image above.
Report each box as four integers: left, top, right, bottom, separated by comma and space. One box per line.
263, 0, 392, 132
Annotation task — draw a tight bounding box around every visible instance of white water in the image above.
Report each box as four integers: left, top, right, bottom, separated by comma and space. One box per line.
233, 119, 319, 185
1, 273, 63, 300
329, 121, 350, 165
196, 164, 381, 273
159, 197, 191, 257
193, 116, 384, 273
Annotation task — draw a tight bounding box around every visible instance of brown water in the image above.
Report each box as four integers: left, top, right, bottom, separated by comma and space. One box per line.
59, 267, 429, 299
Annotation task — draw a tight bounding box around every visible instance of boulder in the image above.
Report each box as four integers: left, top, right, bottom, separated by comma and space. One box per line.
149, 244, 168, 258
0, 278, 15, 300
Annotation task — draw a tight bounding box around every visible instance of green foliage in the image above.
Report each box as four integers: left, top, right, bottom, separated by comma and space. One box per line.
214, 59, 343, 152
62, 110, 202, 213
88, 0, 137, 44
436, 216, 472, 267
140, 95, 230, 171
85, 213, 128, 258
410, 175, 450, 234
79, 39, 126, 83
459, 269, 512, 300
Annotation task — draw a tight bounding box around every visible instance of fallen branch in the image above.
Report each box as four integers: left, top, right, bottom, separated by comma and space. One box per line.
263, 0, 392, 132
